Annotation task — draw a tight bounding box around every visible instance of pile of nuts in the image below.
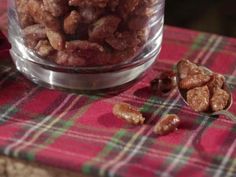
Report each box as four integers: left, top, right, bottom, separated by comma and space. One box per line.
16, 0, 159, 66
177, 59, 230, 112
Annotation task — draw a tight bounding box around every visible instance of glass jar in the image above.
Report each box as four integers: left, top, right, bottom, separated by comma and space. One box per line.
8, 0, 165, 90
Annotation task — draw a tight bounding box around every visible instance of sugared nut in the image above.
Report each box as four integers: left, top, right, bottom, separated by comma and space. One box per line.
118, 0, 140, 19
46, 29, 65, 50
112, 103, 145, 125
53, 51, 86, 66
153, 114, 180, 135
65, 40, 104, 52
16, 0, 35, 28
207, 73, 225, 93
177, 59, 203, 79
80, 6, 104, 23
63, 10, 81, 35
210, 87, 230, 112
187, 85, 210, 112
179, 73, 211, 90
43, 0, 68, 17
89, 15, 121, 42
34, 40, 55, 57
105, 31, 141, 51
28, 0, 61, 31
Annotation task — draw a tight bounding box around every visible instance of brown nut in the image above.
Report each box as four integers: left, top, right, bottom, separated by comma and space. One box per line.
46, 29, 65, 50
179, 73, 211, 90
89, 15, 121, 42
105, 31, 141, 51
16, 0, 34, 28
80, 6, 104, 23
28, 0, 61, 31
210, 87, 230, 112
34, 40, 55, 57
177, 59, 203, 79
69, 0, 109, 8
187, 85, 210, 112
118, 0, 140, 19
112, 103, 145, 125
65, 40, 104, 52
23, 24, 47, 48
43, 0, 68, 17
153, 114, 181, 135
63, 10, 81, 35
53, 51, 86, 66
207, 73, 225, 93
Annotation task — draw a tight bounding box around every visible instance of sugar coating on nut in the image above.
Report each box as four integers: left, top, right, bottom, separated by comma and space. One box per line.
187, 85, 210, 112
179, 73, 211, 90
210, 88, 230, 112
207, 73, 225, 93
112, 103, 145, 125
177, 59, 203, 79
153, 114, 181, 135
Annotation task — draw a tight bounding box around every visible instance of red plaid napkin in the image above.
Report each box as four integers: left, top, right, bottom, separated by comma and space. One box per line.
1, 2, 236, 177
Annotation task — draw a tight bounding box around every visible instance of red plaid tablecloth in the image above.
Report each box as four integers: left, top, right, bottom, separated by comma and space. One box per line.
1, 2, 236, 177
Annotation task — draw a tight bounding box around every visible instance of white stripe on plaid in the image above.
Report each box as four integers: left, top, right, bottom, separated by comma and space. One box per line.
212, 68, 236, 177
108, 35, 221, 177
0, 86, 39, 123
99, 89, 178, 176
12, 96, 81, 156
159, 36, 223, 177
4, 94, 74, 155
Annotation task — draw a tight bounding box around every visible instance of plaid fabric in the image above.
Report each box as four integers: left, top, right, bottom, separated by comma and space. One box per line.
1, 3, 236, 177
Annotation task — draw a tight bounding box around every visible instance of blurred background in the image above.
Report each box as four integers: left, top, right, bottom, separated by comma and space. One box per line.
165, 0, 236, 37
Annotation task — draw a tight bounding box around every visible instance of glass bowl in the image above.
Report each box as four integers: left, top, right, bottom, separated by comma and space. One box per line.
8, 0, 165, 91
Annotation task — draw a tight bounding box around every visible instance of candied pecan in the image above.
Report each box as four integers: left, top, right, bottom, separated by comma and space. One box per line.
23, 24, 46, 40
69, 0, 109, 8
65, 40, 104, 52
80, 6, 104, 23
43, 0, 68, 17
137, 28, 150, 45
16, 0, 34, 28
153, 114, 181, 135
46, 29, 65, 50
118, 0, 140, 19
134, 3, 156, 17
128, 16, 149, 31
28, 0, 61, 31
53, 51, 86, 66
23, 24, 47, 48
207, 73, 225, 93
34, 40, 55, 57
179, 73, 211, 90
89, 15, 121, 42
187, 86, 210, 112
112, 103, 145, 125
210, 88, 230, 112
105, 31, 141, 51
63, 10, 81, 35
177, 59, 203, 79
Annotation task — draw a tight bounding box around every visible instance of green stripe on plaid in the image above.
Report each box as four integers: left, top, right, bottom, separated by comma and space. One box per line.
82, 129, 127, 175
16, 96, 95, 161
